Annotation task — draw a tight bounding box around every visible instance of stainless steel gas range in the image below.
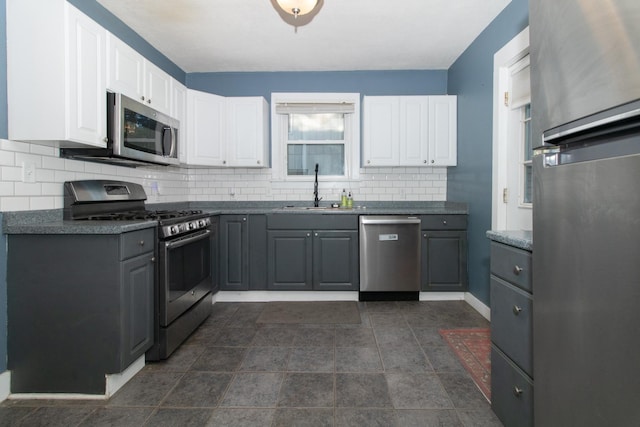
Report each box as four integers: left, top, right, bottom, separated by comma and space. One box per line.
64, 180, 213, 360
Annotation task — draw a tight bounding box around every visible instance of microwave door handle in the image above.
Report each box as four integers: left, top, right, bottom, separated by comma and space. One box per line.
170, 127, 177, 157
161, 127, 171, 157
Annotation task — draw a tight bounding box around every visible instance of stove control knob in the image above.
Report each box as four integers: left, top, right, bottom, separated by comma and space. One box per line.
189, 222, 195, 230
170, 226, 178, 235
198, 219, 205, 227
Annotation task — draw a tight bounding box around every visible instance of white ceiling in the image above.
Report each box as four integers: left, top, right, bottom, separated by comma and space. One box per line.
97, 0, 511, 73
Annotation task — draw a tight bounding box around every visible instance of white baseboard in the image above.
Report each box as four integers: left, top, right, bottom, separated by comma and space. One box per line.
8, 354, 145, 401
419, 292, 465, 301
465, 292, 491, 321
214, 291, 359, 302
214, 291, 478, 307
105, 355, 145, 398
0, 371, 10, 402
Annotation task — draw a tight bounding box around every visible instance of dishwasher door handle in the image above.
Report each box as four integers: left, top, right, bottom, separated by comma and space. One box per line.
360, 217, 421, 225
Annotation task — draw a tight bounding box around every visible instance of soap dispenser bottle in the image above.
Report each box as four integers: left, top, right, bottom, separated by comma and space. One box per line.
341, 189, 347, 207
347, 192, 353, 209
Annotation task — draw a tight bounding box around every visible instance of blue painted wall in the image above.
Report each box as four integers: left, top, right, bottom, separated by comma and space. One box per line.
447, 0, 529, 305
188, 70, 448, 98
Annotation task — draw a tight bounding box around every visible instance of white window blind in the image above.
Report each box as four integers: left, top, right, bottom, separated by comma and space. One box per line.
276, 102, 355, 114
510, 55, 531, 110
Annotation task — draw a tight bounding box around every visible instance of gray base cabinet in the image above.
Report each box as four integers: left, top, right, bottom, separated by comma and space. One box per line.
313, 230, 359, 291
266, 229, 358, 291
7, 228, 155, 394
490, 241, 533, 427
219, 215, 249, 290
266, 215, 359, 291
421, 215, 468, 291
218, 214, 267, 291
267, 230, 313, 290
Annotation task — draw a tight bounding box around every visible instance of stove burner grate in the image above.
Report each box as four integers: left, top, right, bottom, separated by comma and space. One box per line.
86, 209, 204, 221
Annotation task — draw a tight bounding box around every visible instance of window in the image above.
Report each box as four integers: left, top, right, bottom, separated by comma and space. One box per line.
521, 103, 533, 204
271, 93, 361, 182
509, 55, 532, 206
286, 113, 346, 176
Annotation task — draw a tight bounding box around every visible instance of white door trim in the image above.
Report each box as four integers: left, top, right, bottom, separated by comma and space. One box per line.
492, 27, 530, 230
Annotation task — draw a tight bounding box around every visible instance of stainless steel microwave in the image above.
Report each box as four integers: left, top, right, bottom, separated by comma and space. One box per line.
61, 92, 180, 167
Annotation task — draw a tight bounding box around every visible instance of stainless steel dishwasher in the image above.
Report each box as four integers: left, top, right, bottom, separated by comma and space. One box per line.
359, 216, 421, 300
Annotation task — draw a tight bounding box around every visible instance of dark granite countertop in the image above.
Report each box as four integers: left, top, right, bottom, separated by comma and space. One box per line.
486, 230, 533, 252
3, 201, 468, 235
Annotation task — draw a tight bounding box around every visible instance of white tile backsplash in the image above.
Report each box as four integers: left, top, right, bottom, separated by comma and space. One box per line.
0, 139, 448, 211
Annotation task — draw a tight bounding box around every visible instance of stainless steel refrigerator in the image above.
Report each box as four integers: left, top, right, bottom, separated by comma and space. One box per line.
530, 1, 640, 426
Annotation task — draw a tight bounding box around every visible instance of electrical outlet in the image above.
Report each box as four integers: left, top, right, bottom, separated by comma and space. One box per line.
22, 162, 36, 183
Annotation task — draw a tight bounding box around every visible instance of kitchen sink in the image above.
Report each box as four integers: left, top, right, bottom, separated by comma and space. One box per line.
280, 206, 334, 210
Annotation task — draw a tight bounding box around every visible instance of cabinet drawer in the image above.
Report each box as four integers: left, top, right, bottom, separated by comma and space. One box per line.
267, 214, 357, 230
420, 215, 467, 230
491, 345, 533, 427
120, 228, 155, 260
490, 242, 532, 292
491, 276, 532, 376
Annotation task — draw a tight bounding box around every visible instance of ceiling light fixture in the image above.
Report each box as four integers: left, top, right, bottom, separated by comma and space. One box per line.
275, 0, 318, 19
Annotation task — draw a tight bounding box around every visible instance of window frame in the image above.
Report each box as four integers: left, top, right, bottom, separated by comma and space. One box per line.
520, 103, 533, 206
271, 92, 361, 184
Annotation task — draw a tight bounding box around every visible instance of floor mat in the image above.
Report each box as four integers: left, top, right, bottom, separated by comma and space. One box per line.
256, 301, 361, 324
440, 328, 491, 401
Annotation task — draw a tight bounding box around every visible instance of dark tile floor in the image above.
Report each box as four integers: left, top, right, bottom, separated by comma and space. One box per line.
0, 300, 502, 426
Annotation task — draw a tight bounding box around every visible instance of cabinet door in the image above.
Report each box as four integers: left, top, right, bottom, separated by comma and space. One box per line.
219, 215, 249, 290
421, 230, 467, 291
120, 252, 154, 369
66, 4, 107, 147
106, 34, 144, 102
362, 96, 400, 166
399, 96, 430, 166
210, 217, 220, 294
227, 97, 269, 167
313, 230, 359, 291
187, 89, 226, 166
428, 96, 457, 166
267, 230, 313, 290
144, 60, 172, 116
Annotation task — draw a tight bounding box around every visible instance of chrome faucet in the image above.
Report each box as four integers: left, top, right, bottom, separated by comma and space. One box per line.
314, 163, 322, 207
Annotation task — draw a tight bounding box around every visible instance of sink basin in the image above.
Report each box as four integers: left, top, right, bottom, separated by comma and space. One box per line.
280, 206, 332, 210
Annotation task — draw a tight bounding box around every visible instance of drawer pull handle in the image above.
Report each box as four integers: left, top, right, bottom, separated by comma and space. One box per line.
513, 305, 523, 315
442, 220, 447, 225
139, 240, 145, 246
513, 386, 523, 397
150, 257, 155, 263
191, 290, 195, 296
513, 265, 523, 275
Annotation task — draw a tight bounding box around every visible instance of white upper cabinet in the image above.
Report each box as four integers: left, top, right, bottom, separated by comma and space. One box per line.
106, 35, 144, 101
7, 1, 107, 147
107, 35, 172, 116
362, 97, 400, 166
399, 96, 430, 165
362, 95, 457, 167
187, 89, 226, 167
143, 61, 172, 116
226, 97, 270, 168
186, 90, 270, 168
428, 96, 457, 166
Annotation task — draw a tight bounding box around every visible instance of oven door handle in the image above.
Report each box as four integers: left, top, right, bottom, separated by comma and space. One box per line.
164, 229, 211, 250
